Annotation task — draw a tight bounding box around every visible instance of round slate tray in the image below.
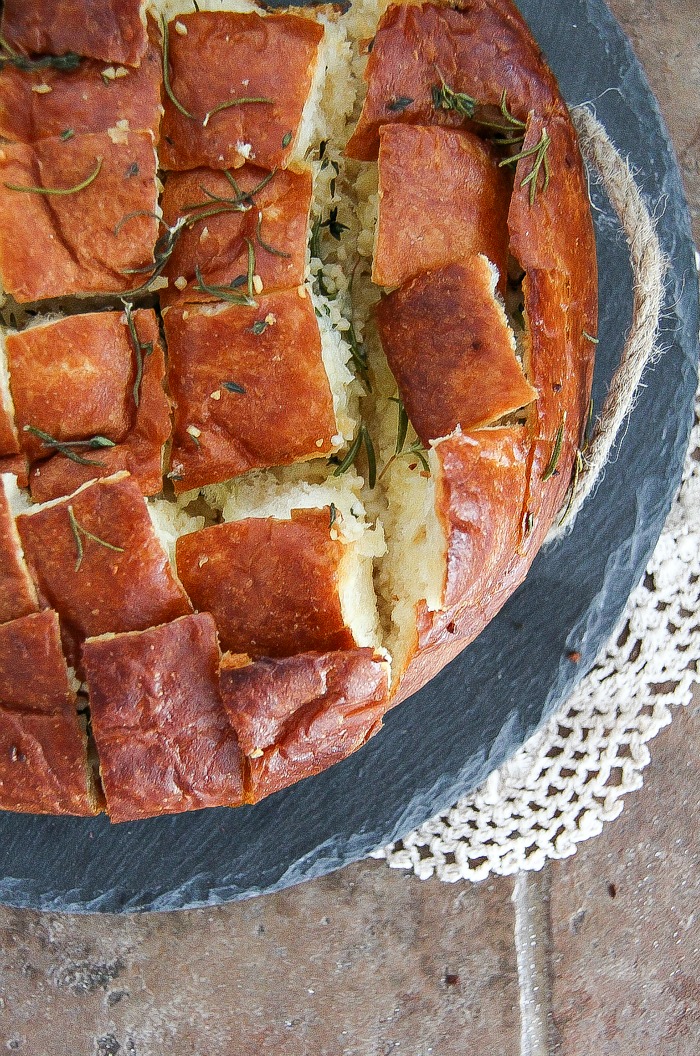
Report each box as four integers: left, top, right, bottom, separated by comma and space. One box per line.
1, 0, 698, 913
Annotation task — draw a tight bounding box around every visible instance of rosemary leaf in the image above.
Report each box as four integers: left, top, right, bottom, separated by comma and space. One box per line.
60, 129, 75, 141
248, 319, 269, 335
329, 502, 337, 531
363, 425, 377, 489
193, 264, 257, 305
542, 413, 566, 481
4, 157, 102, 196
245, 237, 256, 299
222, 381, 246, 394
255, 213, 290, 258
282, 131, 292, 148
321, 206, 349, 241
121, 300, 153, 407
68, 505, 124, 572
203, 96, 273, 127
23, 425, 114, 466
161, 15, 193, 119
582, 330, 599, 344
395, 398, 409, 455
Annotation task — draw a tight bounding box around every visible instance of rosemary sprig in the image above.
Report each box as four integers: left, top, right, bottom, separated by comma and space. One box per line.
499, 127, 551, 206
203, 96, 274, 126
161, 15, 193, 119
121, 300, 153, 407
23, 425, 115, 466
193, 264, 257, 305
121, 215, 188, 293
332, 425, 376, 489
0, 36, 82, 72
431, 73, 476, 119
4, 157, 102, 196
473, 89, 526, 143
347, 324, 371, 391
255, 213, 290, 259
378, 398, 430, 481
67, 505, 124, 572
542, 413, 566, 481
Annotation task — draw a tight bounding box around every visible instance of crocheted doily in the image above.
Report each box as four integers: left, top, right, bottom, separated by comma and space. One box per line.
373, 376, 700, 882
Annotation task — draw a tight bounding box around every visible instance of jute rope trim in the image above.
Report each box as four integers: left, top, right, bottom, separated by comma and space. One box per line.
549, 106, 669, 539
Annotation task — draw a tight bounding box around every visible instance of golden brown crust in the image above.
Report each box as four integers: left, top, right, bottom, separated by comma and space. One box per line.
376, 259, 537, 445
375, 124, 512, 289
84, 613, 244, 823
25, 311, 171, 502
165, 296, 337, 493
394, 426, 529, 702
176, 510, 356, 658
17, 473, 191, 668
160, 165, 312, 307
159, 12, 324, 172
0, 610, 98, 816
0, 479, 39, 624
0, 454, 28, 488
219, 648, 389, 803
346, 0, 561, 160
0, 16, 162, 144
1, 0, 148, 68
0, 131, 158, 302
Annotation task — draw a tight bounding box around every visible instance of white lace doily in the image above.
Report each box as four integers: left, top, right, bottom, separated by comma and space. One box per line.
373, 377, 700, 882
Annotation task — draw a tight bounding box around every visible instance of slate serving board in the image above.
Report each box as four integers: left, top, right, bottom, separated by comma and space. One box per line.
1, 0, 697, 913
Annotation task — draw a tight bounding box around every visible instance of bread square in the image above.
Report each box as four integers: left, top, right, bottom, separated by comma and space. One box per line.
0, 609, 98, 815
84, 613, 244, 822
165, 294, 338, 492
1, 0, 148, 68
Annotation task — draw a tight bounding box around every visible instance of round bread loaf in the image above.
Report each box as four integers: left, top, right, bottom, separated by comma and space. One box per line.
0, 0, 596, 820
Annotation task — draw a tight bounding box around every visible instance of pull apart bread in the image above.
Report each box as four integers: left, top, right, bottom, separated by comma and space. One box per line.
0, 0, 596, 821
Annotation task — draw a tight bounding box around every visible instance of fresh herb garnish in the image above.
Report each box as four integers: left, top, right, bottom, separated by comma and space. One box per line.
161, 15, 193, 119
347, 324, 371, 391
0, 36, 82, 72
378, 399, 429, 481
60, 129, 75, 142
332, 424, 376, 489
248, 319, 269, 335
473, 89, 526, 144
121, 300, 153, 407
23, 425, 115, 466
255, 213, 290, 258
542, 413, 566, 480
499, 127, 551, 206
4, 157, 102, 196
68, 505, 124, 572
321, 206, 349, 241
203, 96, 273, 127
387, 95, 414, 112
193, 264, 257, 305
431, 74, 476, 119
222, 381, 246, 394
282, 131, 292, 148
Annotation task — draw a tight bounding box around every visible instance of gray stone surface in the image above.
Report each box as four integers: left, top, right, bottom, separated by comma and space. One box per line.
0, 864, 519, 1056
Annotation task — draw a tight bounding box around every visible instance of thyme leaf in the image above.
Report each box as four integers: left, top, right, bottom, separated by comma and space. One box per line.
542, 413, 566, 481
431, 73, 476, 119
161, 15, 193, 119
387, 96, 414, 112
23, 425, 115, 466
193, 264, 257, 305
203, 96, 274, 127
121, 300, 153, 407
321, 206, 349, 241
499, 127, 551, 206
4, 157, 102, 196
68, 505, 124, 572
